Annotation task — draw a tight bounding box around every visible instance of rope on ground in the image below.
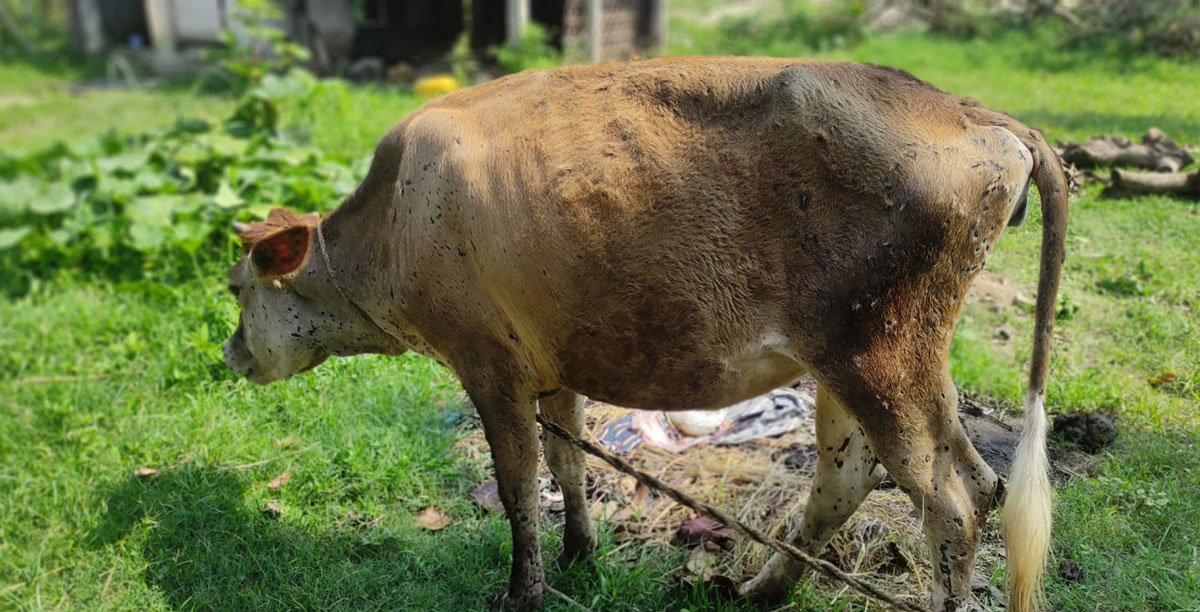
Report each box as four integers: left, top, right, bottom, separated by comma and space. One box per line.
544, 583, 596, 612
535, 413, 926, 612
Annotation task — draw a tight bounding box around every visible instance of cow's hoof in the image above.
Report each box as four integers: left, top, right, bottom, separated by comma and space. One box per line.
556, 535, 597, 570
738, 571, 792, 605
492, 583, 544, 612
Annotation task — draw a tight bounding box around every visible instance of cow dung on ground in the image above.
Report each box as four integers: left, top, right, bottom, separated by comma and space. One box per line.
1052, 411, 1117, 452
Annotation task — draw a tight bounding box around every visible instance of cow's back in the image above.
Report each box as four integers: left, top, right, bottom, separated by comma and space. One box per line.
385, 57, 1032, 407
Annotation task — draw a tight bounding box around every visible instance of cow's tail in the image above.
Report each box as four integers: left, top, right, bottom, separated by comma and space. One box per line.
1003, 128, 1068, 612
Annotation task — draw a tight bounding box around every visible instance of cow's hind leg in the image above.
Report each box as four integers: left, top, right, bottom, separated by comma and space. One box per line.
540, 390, 597, 567
468, 380, 544, 611
740, 383, 887, 601
834, 366, 999, 612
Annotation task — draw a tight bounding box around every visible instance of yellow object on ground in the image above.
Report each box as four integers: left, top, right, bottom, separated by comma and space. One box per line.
414, 74, 461, 98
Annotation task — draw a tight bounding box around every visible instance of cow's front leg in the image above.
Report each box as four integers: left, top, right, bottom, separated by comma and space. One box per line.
472, 386, 544, 611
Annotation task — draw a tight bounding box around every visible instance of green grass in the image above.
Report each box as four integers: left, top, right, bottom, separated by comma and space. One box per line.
0, 281, 755, 610
0, 57, 231, 156
3, 18, 1200, 612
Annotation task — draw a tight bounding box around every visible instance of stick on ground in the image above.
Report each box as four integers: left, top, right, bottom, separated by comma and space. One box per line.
536, 413, 926, 612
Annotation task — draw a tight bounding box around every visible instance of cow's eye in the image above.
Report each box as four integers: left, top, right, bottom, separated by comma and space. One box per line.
228, 285, 241, 298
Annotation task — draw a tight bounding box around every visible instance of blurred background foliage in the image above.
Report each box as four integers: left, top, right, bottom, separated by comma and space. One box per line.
1, 0, 1197, 297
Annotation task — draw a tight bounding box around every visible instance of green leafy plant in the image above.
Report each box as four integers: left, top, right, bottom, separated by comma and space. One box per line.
489, 23, 561, 74
1094, 475, 1172, 510
207, 0, 312, 90
1056, 291, 1081, 321
0, 70, 363, 297
447, 32, 479, 85
1096, 261, 1154, 297
677, 0, 867, 57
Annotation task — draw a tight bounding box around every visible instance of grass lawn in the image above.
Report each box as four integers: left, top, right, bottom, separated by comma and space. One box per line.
2, 21, 1199, 612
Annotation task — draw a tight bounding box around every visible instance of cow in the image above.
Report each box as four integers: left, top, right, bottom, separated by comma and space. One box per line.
222, 57, 1067, 612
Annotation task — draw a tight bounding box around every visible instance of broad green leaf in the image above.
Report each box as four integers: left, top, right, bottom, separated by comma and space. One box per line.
173, 117, 211, 134
48, 226, 77, 246
332, 174, 357, 197
59, 158, 95, 181
208, 133, 248, 159
173, 143, 210, 165
281, 148, 316, 167
0, 177, 38, 217
30, 182, 76, 215
173, 220, 209, 254
316, 162, 358, 196
171, 194, 205, 215
97, 151, 148, 174
65, 138, 101, 158
246, 203, 276, 219
254, 147, 316, 167
174, 165, 196, 186
128, 223, 166, 252
91, 222, 116, 249
213, 180, 245, 209
99, 177, 137, 202
128, 194, 181, 227
0, 226, 31, 249
134, 170, 167, 193
232, 167, 265, 186
351, 155, 373, 177
254, 69, 316, 102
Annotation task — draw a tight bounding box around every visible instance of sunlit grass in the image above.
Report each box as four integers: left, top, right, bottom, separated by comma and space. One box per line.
2, 17, 1199, 611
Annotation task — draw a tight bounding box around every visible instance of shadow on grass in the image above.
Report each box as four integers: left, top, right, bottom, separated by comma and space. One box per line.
88, 465, 512, 611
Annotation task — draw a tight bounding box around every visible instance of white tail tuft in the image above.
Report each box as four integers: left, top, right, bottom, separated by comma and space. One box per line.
1003, 390, 1052, 612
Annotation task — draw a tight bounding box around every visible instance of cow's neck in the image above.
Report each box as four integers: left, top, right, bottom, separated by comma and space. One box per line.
318, 179, 426, 354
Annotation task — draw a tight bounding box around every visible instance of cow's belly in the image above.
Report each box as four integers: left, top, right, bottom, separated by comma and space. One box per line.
558, 332, 807, 411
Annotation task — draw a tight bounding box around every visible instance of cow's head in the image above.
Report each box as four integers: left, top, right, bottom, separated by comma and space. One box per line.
222, 208, 400, 384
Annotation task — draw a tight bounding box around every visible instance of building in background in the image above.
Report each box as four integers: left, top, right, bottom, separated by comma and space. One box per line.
65, 0, 667, 76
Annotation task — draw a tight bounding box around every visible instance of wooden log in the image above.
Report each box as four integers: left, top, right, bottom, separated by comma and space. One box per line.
1107, 169, 1200, 197
1058, 128, 1195, 173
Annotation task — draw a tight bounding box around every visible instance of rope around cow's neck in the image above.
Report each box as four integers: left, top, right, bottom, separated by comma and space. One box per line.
315, 222, 394, 342
535, 415, 926, 612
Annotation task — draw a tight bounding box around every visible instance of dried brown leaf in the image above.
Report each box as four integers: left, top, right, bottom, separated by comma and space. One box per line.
685, 541, 720, 574
468, 481, 505, 514
416, 506, 451, 530
628, 482, 649, 508
266, 471, 291, 489
1147, 372, 1177, 386
674, 515, 733, 548
133, 467, 160, 478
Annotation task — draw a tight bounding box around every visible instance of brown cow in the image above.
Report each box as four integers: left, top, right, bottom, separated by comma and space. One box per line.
222, 57, 1067, 612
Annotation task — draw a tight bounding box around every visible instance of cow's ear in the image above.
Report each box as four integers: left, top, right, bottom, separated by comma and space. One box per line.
250, 225, 311, 278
